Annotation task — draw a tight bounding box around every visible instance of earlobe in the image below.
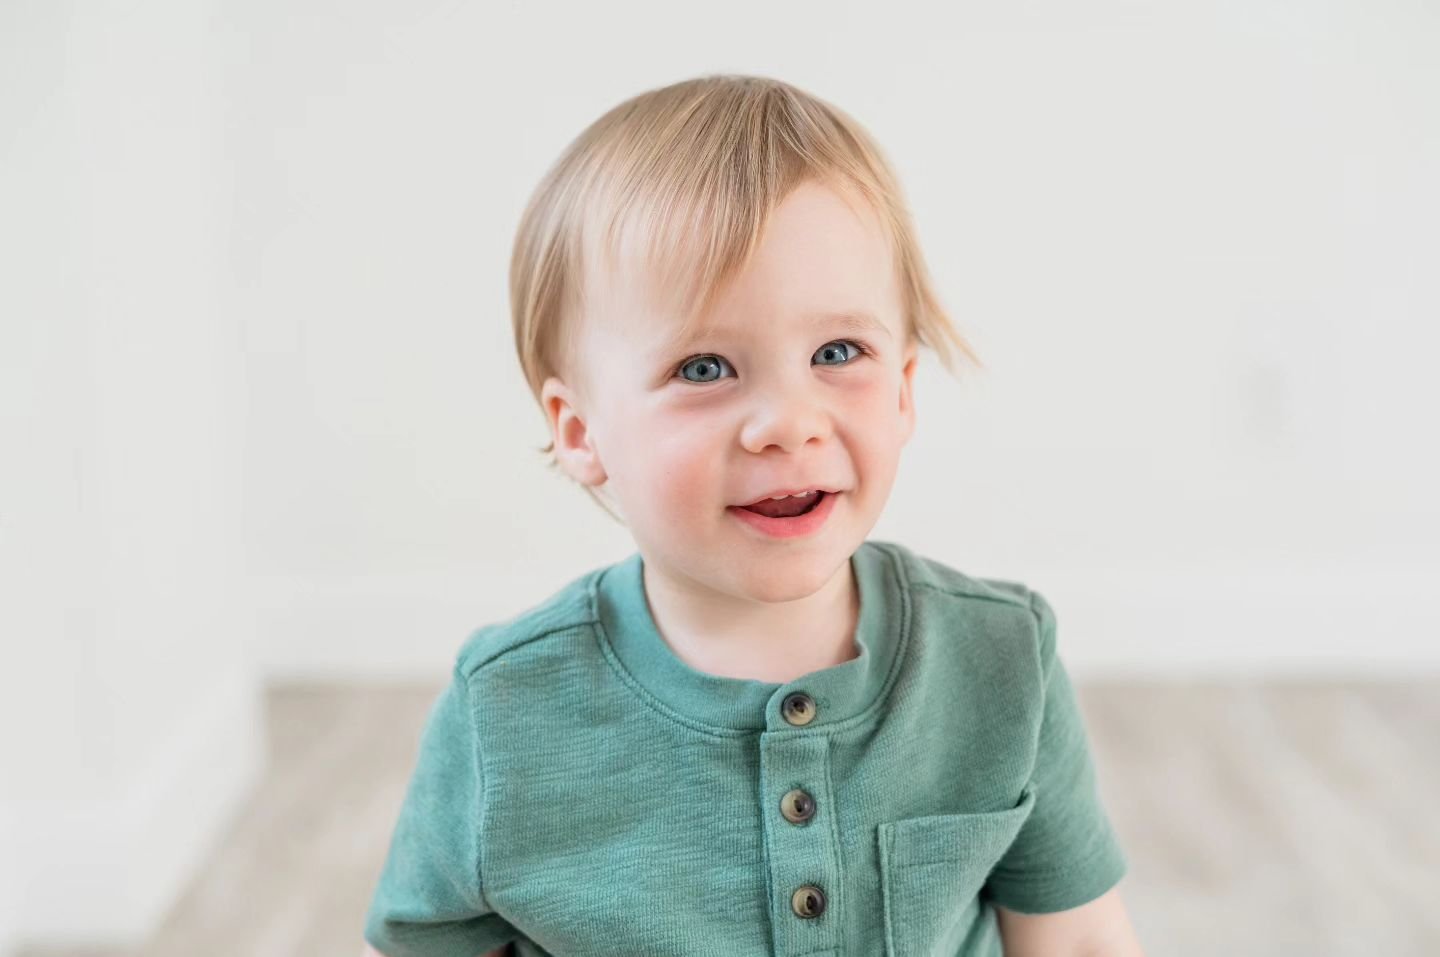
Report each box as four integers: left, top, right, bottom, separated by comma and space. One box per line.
541, 375, 608, 487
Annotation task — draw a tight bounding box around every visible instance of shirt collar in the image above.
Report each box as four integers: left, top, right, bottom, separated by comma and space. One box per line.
592, 539, 909, 733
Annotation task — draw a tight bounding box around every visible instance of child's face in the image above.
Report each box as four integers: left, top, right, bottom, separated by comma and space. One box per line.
546, 179, 918, 603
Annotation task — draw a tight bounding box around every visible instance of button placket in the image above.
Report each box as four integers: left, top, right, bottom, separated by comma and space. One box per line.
760, 690, 840, 954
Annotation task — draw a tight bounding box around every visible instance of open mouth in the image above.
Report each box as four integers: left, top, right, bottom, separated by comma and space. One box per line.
728, 490, 839, 539
737, 490, 827, 520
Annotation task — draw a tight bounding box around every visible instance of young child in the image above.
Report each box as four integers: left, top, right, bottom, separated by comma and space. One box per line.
362, 74, 1145, 957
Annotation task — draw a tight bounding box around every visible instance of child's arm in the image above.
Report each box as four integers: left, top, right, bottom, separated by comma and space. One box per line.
995, 886, 1145, 956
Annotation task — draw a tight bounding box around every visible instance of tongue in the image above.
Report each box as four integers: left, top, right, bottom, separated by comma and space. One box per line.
743, 494, 818, 519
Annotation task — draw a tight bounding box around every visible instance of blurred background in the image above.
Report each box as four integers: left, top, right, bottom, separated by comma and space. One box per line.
2, 0, 1436, 955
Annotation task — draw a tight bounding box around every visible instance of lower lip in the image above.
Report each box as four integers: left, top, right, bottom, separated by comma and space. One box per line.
726, 491, 840, 539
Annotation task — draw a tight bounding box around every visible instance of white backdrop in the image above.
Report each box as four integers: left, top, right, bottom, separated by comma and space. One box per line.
234, 0, 1440, 679
2, 0, 1437, 951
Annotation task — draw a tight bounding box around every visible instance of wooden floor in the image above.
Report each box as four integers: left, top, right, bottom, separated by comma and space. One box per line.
20, 679, 1440, 957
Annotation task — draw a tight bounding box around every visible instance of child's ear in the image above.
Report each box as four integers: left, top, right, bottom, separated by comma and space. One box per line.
541, 375, 608, 487
899, 341, 918, 445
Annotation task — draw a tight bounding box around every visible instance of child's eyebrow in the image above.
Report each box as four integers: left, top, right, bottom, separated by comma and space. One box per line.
807, 310, 893, 340
663, 310, 892, 350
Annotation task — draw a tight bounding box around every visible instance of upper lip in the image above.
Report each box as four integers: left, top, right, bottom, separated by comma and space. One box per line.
734, 486, 842, 508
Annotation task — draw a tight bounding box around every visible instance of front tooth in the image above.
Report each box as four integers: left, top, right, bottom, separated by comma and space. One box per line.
769, 490, 816, 500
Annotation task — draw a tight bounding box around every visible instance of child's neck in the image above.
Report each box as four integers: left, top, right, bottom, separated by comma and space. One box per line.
641, 557, 861, 684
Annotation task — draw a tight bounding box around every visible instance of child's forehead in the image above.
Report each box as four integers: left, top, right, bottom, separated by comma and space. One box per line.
575, 178, 903, 358
581, 246, 709, 345
582, 250, 897, 348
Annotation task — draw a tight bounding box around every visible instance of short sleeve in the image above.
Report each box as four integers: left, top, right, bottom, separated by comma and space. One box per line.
363, 661, 519, 956
981, 589, 1128, 913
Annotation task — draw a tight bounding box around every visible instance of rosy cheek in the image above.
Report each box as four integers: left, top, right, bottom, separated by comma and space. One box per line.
637, 414, 717, 514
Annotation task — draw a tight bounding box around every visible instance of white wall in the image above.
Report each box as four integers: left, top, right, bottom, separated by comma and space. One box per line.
1, 1, 260, 953
232, 0, 1440, 681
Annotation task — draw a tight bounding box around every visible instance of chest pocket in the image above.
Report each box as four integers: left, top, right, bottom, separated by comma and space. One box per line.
877, 785, 1036, 957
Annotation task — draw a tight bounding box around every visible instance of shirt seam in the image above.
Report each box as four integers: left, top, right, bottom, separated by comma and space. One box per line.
456, 660, 498, 916
859, 541, 914, 731
908, 578, 1033, 610
909, 577, 1048, 683
1026, 588, 1058, 692
456, 603, 603, 678
822, 735, 848, 956
987, 839, 1127, 907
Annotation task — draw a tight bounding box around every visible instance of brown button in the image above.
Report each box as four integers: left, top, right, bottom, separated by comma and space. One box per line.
781, 691, 816, 726
790, 884, 826, 919
780, 788, 816, 824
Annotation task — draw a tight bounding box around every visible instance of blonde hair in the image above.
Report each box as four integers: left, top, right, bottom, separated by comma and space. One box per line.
509, 73, 982, 522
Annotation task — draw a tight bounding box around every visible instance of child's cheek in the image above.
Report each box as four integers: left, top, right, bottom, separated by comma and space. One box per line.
848, 372, 908, 440
643, 411, 723, 519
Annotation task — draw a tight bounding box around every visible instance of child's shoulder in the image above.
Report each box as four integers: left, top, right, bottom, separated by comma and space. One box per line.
451, 562, 606, 678
873, 538, 1039, 609
872, 539, 1059, 662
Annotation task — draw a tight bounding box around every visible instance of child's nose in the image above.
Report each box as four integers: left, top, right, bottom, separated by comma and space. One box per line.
738, 387, 834, 454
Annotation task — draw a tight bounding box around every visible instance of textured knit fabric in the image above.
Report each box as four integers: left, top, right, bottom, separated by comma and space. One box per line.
363, 539, 1127, 957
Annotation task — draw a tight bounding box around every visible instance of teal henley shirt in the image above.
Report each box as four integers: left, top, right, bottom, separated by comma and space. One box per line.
363, 538, 1128, 956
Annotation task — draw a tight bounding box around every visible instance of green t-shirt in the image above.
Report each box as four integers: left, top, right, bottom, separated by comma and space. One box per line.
363, 539, 1127, 957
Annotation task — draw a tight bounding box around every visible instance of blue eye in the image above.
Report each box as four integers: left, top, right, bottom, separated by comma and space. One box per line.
675, 339, 869, 383
814, 340, 863, 366
677, 354, 733, 383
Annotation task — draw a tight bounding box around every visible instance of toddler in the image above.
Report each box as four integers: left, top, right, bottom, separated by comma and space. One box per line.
362, 74, 1144, 957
